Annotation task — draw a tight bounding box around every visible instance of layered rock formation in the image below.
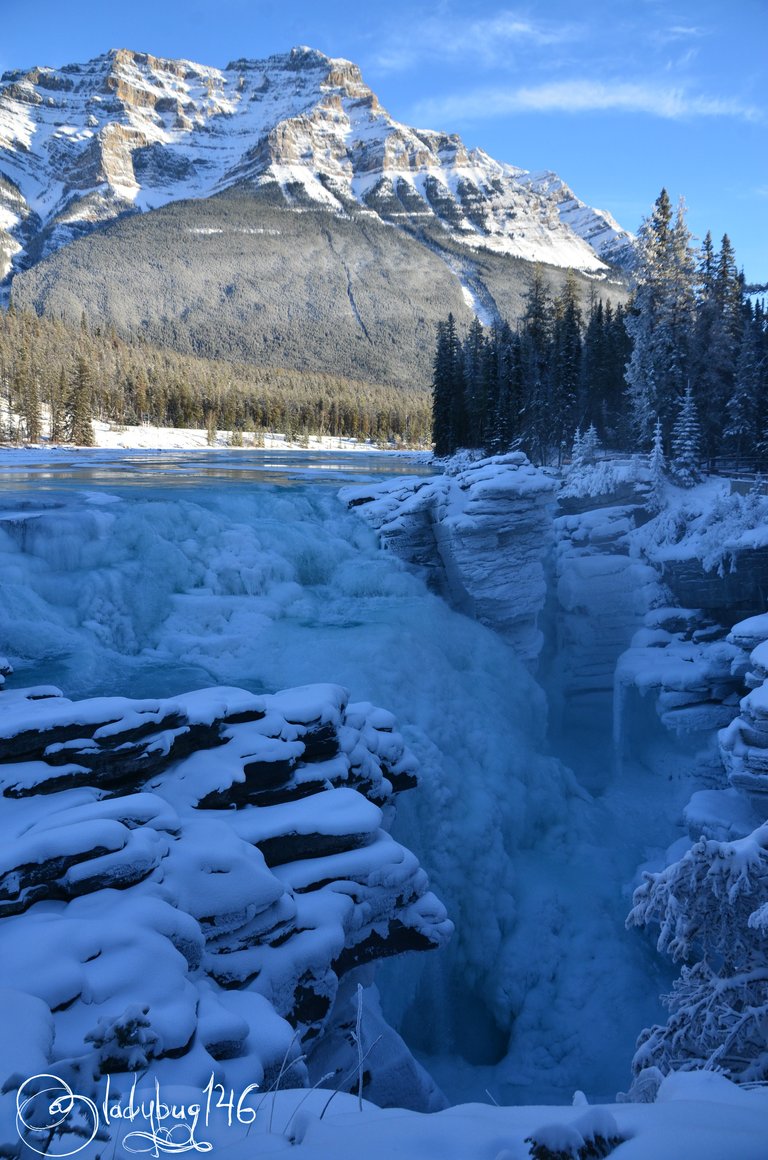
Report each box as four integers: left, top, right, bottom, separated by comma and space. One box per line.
613, 489, 768, 761
0, 679, 451, 1120
719, 615, 768, 802
341, 453, 556, 664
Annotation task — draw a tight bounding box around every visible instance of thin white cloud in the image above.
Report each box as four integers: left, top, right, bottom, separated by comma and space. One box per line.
373, 8, 578, 73
656, 24, 708, 42
412, 80, 763, 126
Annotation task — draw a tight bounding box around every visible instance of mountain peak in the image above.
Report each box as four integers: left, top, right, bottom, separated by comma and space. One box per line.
0, 45, 634, 291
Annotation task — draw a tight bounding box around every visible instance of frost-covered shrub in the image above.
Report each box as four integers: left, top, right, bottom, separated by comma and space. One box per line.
641, 490, 768, 576
560, 461, 621, 499
627, 822, 768, 1081
84, 1004, 160, 1073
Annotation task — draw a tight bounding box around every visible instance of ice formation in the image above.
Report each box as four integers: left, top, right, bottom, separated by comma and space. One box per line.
0, 452, 671, 1106
5, 448, 768, 1115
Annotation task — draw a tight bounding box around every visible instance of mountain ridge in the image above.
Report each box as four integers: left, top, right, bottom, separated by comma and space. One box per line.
0, 45, 634, 288
0, 46, 633, 388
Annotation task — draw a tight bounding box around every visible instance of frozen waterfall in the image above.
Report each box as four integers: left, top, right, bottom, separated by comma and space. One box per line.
0, 450, 677, 1105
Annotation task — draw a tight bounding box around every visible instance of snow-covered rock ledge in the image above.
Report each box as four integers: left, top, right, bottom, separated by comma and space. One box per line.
0, 681, 451, 1127
340, 453, 556, 664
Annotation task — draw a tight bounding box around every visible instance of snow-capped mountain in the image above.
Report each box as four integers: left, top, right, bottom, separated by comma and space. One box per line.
0, 48, 634, 387
0, 46, 633, 284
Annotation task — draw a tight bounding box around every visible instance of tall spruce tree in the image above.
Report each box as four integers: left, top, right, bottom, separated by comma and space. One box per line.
550, 271, 582, 461
67, 355, 96, 446
432, 314, 464, 456
49, 367, 68, 443
625, 190, 697, 445
463, 316, 489, 449
519, 266, 553, 463
725, 308, 762, 459
694, 233, 744, 455
488, 322, 520, 453
22, 373, 41, 444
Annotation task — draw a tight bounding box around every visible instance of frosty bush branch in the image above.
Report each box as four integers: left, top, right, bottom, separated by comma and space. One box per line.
627, 822, 768, 1080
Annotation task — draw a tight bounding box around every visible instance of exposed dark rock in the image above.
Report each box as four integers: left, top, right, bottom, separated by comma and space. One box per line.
661, 550, 768, 622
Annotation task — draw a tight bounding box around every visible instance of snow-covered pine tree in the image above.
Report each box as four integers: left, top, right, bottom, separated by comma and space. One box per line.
646, 416, 666, 513
580, 423, 601, 464
670, 386, 701, 486
627, 822, 768, 1082
625, 191, 697, 446
570, 426, 584, 466
694, 233, 745, 456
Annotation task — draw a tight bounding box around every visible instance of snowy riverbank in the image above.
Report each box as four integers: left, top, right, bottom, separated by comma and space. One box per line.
0, 420, 431, 455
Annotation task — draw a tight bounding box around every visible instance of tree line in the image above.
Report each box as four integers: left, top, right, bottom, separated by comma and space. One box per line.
0, 308, 432, 447
432, 190, 768, 469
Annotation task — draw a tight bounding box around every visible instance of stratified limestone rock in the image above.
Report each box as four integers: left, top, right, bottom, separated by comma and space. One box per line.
0, 680, 451, 1105
615, 609, 746, 746
659, 549, 768, 620
719, 619, 768, 802
341, 453, 556, 665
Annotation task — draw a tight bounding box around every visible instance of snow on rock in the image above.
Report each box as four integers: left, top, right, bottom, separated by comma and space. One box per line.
609, 487, 768, 767
340, 453, 556, 665
0, 681, 451, 1125
728, 611, 768, 654
520, 169, 635, 269
715, 613, 768, 801
637, 486, 768, 620
45, 1079, 768, 1160
720, 682, 768, 800
683, 787, 762, 843
615, 609, 745, 749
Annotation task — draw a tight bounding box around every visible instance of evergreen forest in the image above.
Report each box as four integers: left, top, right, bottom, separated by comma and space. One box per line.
432, 190, 768, 472
1, 189, 766, 462
0, 308, 432, 447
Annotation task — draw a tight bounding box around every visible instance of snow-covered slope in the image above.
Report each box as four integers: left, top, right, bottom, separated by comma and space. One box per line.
0, 46, 633, 287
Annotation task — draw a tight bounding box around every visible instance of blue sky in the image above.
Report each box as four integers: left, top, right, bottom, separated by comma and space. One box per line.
2, 0, 766, 280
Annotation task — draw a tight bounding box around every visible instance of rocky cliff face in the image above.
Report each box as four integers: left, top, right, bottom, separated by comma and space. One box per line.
341, 453, 557, 665
0, 678, 450, 1124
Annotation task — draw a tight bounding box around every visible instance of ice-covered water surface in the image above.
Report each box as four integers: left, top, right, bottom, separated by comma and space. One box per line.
0, 450, 667, 1104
